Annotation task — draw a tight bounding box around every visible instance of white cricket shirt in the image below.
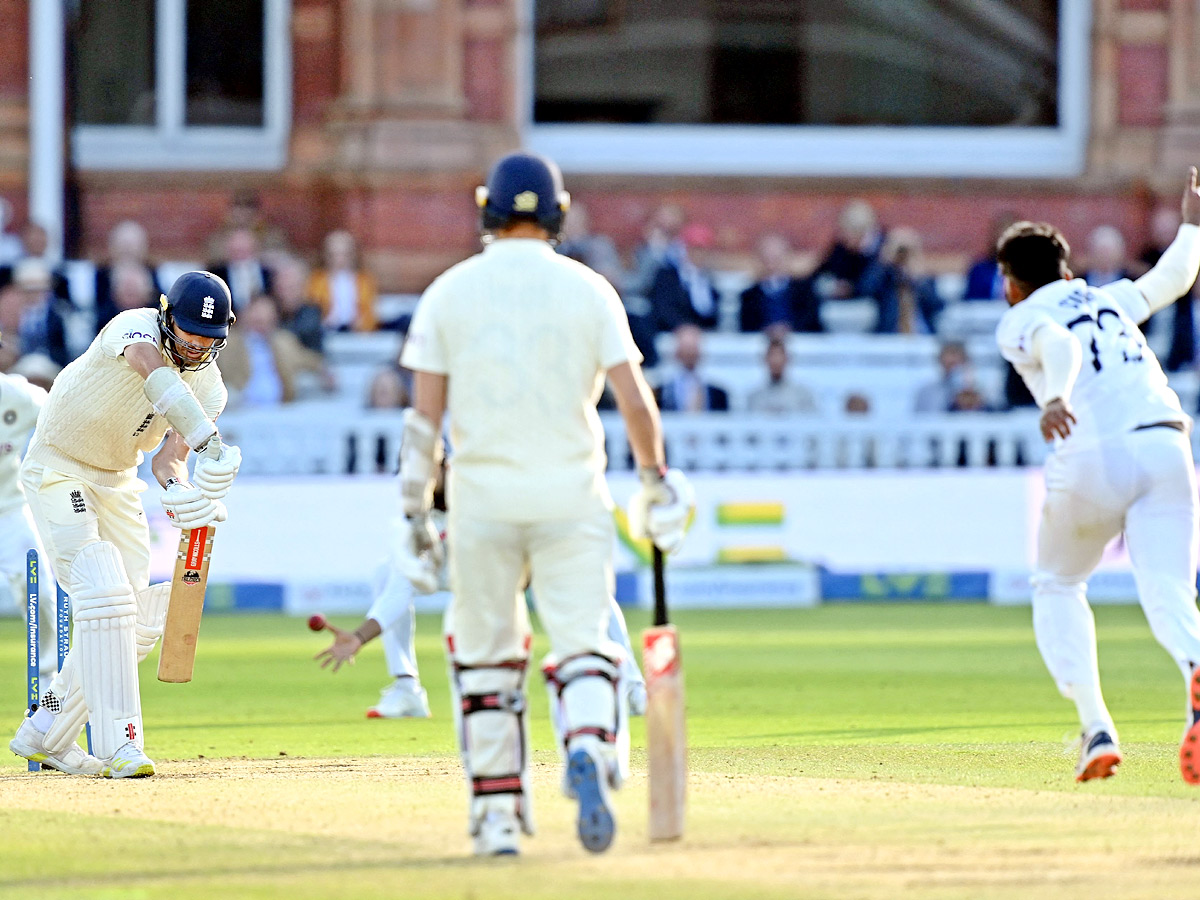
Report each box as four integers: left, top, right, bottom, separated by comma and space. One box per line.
25, 308, 227, 486
401, 239, 641, 521
996, 277, 1186, 452
0, 373, 47, 514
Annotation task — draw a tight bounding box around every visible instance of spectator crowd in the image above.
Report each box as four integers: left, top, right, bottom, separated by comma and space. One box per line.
2, 191, 1198, 423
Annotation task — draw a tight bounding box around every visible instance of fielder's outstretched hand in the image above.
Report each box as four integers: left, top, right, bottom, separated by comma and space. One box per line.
1182, 166, 1200, 227
314, 623, 362, 672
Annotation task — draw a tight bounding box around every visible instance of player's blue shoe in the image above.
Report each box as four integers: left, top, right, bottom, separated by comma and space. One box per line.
568, 746, 614, 853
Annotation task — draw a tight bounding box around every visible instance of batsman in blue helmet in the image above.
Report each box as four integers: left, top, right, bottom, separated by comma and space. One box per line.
8, 270, 242, 779
399, 150, 694, 856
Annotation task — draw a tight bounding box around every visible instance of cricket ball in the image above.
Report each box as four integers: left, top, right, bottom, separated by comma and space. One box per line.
307, 614, 327, 632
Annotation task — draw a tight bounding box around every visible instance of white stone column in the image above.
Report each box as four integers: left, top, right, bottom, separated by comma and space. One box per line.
29, 0, 65, 261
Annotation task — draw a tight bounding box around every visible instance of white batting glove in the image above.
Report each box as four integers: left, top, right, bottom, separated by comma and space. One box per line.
628, 467, 695, 555
162, 481, 228, 530
193, 442, 241, 500
397, 514, 445, 594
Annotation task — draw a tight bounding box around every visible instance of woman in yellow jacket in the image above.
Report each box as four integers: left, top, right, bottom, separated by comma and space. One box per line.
308, 229, 378, 331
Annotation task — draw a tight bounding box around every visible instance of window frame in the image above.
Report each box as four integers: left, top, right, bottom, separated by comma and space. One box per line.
521, 0, 1091, 178
72, 0, 292, 172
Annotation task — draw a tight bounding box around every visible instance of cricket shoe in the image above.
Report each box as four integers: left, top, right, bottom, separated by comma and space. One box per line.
9, 711, 104, 776
472, 811, 521, 857
367, 678, 431, 719
1075, 728, 1122, 782
102, 740, 155, 778
627, 680, 647, 717
1181, 666, 1200, 784
568, 745, 615, 853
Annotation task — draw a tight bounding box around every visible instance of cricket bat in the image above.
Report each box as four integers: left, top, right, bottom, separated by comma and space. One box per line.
643, 545, 686, 841
158, 523, 215, 683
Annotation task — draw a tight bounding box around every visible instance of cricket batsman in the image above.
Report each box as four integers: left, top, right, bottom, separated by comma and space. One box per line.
8, 271, 241, 777
398, 151, 692, 856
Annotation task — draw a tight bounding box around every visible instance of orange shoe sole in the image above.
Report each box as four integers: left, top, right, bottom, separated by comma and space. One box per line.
1076, 752, 1122, 782
1181, 668, 1200, 784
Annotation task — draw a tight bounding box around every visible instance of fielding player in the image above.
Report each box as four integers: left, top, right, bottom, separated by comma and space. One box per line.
996, 166, 1200, 783
0, 329, 60, 682
8, 271, 241, 777
399, 151, 692, 856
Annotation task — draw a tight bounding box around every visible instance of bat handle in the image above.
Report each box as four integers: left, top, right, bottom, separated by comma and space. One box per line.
652, 545, 668, 628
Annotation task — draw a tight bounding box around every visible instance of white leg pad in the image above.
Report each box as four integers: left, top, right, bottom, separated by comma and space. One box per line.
606, 597, 645, 690
135, 583, 172, 663
448, 653, 535, 836
41, 651, 91, 754
544, 648, 627, 788
69, 542, 141, 759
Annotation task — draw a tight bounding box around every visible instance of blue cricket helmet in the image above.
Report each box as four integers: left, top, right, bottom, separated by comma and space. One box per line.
158, 270, 236, 369
476, 152, 571, 242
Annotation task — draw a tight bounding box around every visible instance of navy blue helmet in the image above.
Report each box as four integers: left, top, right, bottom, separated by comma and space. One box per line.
158, 270, 236, 370
476, 152, 571, 243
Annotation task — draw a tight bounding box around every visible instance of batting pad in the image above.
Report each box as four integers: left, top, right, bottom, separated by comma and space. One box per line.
69, 542, 142, 759
544, 648, 627, 789
135, 583, 172, 663
41, 652, 92, 755
449, 658, 535, 836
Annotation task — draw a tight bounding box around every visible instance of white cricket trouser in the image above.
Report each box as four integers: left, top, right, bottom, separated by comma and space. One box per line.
369, 559, 420, 680
1034, 427, 1200, 705
444, 507, 614, 664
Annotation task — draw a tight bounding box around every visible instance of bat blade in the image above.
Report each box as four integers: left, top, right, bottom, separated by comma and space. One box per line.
644, 547, 685, 841
157, 524, 215, 683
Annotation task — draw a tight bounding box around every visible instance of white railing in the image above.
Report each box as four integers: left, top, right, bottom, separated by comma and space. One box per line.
216, 403, 1057, 475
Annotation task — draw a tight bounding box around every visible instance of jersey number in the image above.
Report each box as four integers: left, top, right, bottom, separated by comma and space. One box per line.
1064, 307, 1144, 372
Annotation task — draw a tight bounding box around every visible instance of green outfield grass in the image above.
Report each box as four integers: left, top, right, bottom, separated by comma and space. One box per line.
2, 603, 1199, 899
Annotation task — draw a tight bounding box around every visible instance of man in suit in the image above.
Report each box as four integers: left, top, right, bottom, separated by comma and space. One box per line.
648, 224, 721, 332
210, 227, 273, 312
654, 324, 729, 412
739, 233, 822, 333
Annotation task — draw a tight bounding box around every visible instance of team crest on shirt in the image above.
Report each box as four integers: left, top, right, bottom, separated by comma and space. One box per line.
513, 191, 538, 213
2, 409, 14, 425
201, 296, 216, 319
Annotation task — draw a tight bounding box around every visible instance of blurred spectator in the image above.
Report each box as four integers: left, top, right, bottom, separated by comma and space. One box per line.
270, 255, 326, 354
813, 200, 884, 301
844, 392, 871, 415
746, 337, 817, 414
1082, 225, 1131, 288
653, 324, 729, 412
93, 220, 161, 331
220, 294, 326, 406
914, 340, 972, 412
96, 260, 157, 334
0, 284, 21, 349
557, 200, 626, 289
210, 226, 273, 312
208, 190, 289, 264
628, 203, 686, 299
365, 365, 410, 410
308, 230, 378, 332
1139, 206, 1198, 372
948, 384, 993, 412
739, 233, 823, 334
648, 223, 720, 332
859, 227, 943, 334
12, 259, 71, 367
0, 198, 23, 267
9, 352, 60, 392
1, 222, 71, 302
963, 210, 1021, 300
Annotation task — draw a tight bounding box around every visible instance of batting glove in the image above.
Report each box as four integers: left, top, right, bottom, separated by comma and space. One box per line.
397, 514, 445, 594
193, 442, 242, 500
628, 466, 695, 555
162, 481, 228, 530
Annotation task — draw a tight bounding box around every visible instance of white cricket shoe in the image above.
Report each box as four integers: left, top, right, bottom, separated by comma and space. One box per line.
367, 678, 431, 719
102, 740, 155, 778
1075, 727, 1122, 782
472, 810, 521, 857
10, 713, 104, 776
626, 680, 647, 717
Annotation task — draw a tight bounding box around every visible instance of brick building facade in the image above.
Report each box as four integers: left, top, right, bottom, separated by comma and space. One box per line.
0, 0, 1198, 292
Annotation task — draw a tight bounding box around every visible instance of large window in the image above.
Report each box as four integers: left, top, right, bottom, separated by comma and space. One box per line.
525, 0, 1088, 177
71, 0, 290, 170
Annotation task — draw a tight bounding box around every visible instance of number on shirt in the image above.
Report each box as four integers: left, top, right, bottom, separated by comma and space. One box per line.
1064, 306, 1144, 372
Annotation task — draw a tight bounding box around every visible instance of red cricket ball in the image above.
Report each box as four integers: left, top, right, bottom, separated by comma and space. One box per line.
307, 614, 327, 632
